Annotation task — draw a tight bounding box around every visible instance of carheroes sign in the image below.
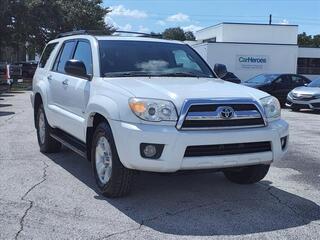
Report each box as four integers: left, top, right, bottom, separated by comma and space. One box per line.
236, 55, 269, 70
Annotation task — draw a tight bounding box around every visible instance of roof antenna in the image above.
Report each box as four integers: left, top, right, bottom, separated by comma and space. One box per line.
269, 14, 272, 25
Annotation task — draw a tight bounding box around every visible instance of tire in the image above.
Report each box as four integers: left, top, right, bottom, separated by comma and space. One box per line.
91, 122, 134, 198
36, 104, 61, 153
223, 164, 270, 184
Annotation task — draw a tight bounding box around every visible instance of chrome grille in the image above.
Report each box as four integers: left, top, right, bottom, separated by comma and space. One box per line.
176, 98, 267, 130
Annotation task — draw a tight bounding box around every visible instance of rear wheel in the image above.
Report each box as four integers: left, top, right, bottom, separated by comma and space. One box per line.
223, 164, 270, 184
91, 122, 134, 198
36, 104, 61, 153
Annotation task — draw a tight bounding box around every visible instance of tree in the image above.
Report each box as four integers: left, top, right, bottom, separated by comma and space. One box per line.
162, 27, 186, 41
26, 0, 114, 51
298, 32, 320, 47
185, 31, 195, 41
0, 0, 114, 61
298, 32, 313, 47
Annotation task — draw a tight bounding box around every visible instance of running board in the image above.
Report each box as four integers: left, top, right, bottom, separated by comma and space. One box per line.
50, 129, 87, 159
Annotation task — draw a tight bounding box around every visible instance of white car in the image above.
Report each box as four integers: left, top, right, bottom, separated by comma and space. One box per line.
286, 78, 320, 111
31, 31, 289, 197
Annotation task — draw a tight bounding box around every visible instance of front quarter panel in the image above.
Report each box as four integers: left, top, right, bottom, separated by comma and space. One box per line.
85, 79, 140, 127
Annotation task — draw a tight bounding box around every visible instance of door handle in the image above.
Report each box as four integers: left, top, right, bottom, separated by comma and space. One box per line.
62, 79, 69, 86
47, 75, 53, 81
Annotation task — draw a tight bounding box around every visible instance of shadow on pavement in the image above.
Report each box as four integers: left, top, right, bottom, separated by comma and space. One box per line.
0, 111, 15, 117
0, 94, 14, 97
0, 104, 12, 108
46, 149, 320, 236
293, 109, 320, 115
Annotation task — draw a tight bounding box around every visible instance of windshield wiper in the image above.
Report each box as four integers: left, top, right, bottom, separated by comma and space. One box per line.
104, 71, 151, 77
159, 72, 210, 78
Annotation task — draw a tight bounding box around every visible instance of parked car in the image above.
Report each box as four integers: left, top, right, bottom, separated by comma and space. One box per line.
31, 31, 289, 198
286, 78, 320, 111
15, 61, 38, 78
0, 62, 8, 84
10, 63, 23, 82
243, 74, 311, 105
214, 64, 241, 84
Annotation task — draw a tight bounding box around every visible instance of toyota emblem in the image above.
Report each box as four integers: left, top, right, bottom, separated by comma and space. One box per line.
219, 106, 235, 119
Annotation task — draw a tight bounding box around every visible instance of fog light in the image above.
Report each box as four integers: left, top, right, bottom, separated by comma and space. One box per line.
281, 136, 288, 150
140, 143, 164, 159
144, 145, 157, 158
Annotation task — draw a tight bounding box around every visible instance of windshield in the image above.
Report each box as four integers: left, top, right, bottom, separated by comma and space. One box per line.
99, 40, 215, 78
246, 74, 280, 84
308, 79, 320, 87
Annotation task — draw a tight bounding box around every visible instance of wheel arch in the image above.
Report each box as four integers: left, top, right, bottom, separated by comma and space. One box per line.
86, 112, 110, 161
33, 92, 43, 128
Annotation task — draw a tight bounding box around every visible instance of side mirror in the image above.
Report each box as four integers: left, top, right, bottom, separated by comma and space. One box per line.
65, 59, 89, 79
214, 63, 227, 78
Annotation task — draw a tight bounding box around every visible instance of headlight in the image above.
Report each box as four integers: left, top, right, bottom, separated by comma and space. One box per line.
260, 96, 281, 121
129, 98, 178, 122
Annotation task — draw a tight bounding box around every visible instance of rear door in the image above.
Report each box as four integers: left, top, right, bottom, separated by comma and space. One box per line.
272, 75, 291, 104
48, 40, 76, 112
290, 74, 311, 88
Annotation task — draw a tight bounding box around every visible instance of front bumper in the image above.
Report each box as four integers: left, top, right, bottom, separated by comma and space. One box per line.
286, 96, 320, 109
110, 119, 289, 172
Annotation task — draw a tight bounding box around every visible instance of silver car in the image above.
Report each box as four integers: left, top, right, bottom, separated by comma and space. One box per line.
286, 78, 320, 111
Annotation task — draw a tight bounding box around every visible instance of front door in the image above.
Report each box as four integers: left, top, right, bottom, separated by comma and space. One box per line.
59, 40, 93, 141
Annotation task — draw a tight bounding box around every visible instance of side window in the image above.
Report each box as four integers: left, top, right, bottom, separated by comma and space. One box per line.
39, 43, 58, 68
54, 41, 75, 73
173, 50, 201, 71
274, 76, 290, 88
73, 41, 93, 75
292, 75, 309, 86
292, 75, 303, 85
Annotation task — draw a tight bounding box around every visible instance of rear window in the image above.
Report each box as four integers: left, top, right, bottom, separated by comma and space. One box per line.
39, 42, 58, 68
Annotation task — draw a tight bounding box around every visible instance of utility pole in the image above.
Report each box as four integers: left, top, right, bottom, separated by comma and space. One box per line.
269, 14, 272, 25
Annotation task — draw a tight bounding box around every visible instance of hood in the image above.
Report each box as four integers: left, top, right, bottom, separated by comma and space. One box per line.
106, 77, 269, 109
292, 86, 320, 96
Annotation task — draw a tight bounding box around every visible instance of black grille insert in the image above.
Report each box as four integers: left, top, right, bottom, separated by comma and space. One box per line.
184, 141, 272, 157
182, 118, 265, 128
188, 104, 258, 112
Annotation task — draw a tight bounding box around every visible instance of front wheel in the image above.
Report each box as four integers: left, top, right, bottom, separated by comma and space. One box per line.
223, 164, 270, 184
91, 122, 134, 198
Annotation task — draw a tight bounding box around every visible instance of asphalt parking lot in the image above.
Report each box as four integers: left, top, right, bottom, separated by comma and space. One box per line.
0, 91, 319, 240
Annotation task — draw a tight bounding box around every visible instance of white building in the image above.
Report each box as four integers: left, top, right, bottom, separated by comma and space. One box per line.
192, 22, 320, 81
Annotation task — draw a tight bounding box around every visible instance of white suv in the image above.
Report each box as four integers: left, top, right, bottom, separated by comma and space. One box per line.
31, 31, 289, 197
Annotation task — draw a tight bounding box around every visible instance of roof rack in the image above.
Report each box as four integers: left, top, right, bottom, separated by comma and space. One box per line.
56, 30, 162, 39
56, 30, 111, 38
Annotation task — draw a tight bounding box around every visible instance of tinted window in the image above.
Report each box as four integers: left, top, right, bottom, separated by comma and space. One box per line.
39, 43, 58, 68
274, 76, 291, 87
73, 41, 93, 75
245, 74, 279, 84
291, 75, 304, 86
54, 41, 75, 73
99, 40, 214, 78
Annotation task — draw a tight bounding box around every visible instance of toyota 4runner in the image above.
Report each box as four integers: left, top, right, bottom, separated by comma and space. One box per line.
31, 31, 289, 198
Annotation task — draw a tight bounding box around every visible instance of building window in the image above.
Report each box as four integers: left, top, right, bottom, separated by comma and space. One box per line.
297, 58, 320, 75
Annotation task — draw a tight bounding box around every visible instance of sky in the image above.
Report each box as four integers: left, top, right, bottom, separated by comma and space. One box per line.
103, 0, 320, 35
